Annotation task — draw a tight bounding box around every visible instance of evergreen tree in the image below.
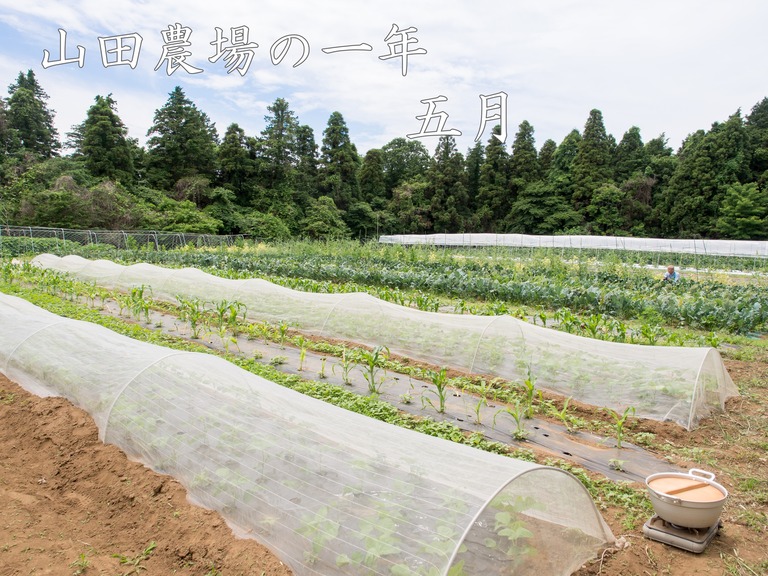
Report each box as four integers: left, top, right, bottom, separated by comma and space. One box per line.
505, 120, 540, 229
612, 126, 646, 183
571, 109, 613, 211
661, 112, 750, 236
319, 111, 360, 212
80, 94, 134, 182
746, 97, 768, 187
585, 183, 626, 235
301, 195, 351, 239
359, 148, 386, 203
425, 136, 467, 232
474, 126, 510, 232
548, 129, 582, 216
509, 120, 539, 186
254, 97, 299, 192
508, 181, 580, 234
537, 139, 557, 177
389, 179, 430, 233
638, 134, 676, 235
380, 137, 430, 197
0, 98, 19, 162
217, 123, 255, 204
716, 182, 768, 239
464, 141, 484, 212
145, 86, 218, 189
294, 123, 319, 202
6, 70, 60, 158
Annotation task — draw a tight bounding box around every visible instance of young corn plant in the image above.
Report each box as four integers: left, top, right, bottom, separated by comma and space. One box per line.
255, 320, 273, 345
176, 295, 208, 339
129, 284, 152, 323
211, 299, 246, 335
296, 335, 308, 371
422, 367, 450, 414
550, 397, 577, 433
473, 393, 489, 426
210, 324, 238, 355
113, 541, 156, 575
318, 357, 327, 379
332, 347, 354, 385
114, 291, 132, 317
276, 320, 290, 348
494, 401, 530, 441
359, 345, 390, 395
605, 406, 636, 449
519, 366, 541, 419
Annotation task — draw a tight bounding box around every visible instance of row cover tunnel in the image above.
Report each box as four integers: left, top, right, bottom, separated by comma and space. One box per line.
0, 291, 614, 575
33, 254, 738, 430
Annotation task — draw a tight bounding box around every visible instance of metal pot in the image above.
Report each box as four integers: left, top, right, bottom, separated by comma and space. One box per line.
645, 468, 728, 529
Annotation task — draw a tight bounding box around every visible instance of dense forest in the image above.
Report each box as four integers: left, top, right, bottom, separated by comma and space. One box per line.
1, 69, 767, 240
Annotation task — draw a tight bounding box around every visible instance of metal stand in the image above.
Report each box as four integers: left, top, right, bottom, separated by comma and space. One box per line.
642, 515, 721, 553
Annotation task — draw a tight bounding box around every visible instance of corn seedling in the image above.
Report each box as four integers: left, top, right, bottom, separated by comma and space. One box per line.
604, 406, 636, 449
176, 295, 208, 338
256, 320, 273, 344
114, 292, 132, 316
318, 357, 327, 379
473, 394, 488, 426
211, 299, 246, 335
640, 322, 666, 345
519, 366, 541, 418
210, 324, 238, 355
129, 284, 152, 323
582, 313, 604, 338
494, 401, 530, 441
550, 397, 576, 433
277, 320, 290, 348
422, 366, 450, 414
296, 335, 308, 371
332, 347, 354, 385
69, 552, 90, 575
113, 541, 156, 575
359, 345, 390, 395
608, 458, 627, 472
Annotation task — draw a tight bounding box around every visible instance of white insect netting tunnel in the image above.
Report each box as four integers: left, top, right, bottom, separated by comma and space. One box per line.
379, 233, 768, 258
0, 292, 614, 575
33, 254, 738, 430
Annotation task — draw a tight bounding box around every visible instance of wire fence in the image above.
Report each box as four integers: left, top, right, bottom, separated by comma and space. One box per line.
0, 225, 244, 253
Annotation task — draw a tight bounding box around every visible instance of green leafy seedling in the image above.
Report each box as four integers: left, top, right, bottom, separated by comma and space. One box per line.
422, 366, 450, 414
605, 406, 636, 449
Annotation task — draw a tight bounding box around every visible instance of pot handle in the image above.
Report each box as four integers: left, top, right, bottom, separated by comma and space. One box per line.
657, 493, 682, 505
689, 468, 715, 481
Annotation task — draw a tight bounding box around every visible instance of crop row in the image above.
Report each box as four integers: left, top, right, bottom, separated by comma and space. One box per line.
68, 244, 768, 334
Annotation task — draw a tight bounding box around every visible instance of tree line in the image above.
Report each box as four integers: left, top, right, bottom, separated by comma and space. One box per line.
1, 69, 767, 240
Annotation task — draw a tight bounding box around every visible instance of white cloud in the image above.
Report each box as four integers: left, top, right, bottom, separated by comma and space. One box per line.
0, 0, 766, 154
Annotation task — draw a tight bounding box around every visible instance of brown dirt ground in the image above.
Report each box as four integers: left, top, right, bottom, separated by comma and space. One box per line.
1, 354, 766, 576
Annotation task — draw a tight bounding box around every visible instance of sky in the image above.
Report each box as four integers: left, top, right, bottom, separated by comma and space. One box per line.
0, 0, 766, 157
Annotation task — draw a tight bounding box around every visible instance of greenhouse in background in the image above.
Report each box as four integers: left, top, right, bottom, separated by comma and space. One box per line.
378, 233, 768, 258
33, 254, 739, 430
0, 292, 614, 576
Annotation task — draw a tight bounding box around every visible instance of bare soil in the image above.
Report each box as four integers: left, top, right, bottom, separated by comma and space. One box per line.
0, 373, 292, 576
1, 344, 766, 575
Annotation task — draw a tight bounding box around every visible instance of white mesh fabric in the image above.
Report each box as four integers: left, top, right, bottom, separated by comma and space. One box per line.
32, 254, 738, 430
0, 292, 613, 575
379, 233, 768, 258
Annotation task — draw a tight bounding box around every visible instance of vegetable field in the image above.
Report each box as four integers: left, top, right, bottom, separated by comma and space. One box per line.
1, 239, 767, 576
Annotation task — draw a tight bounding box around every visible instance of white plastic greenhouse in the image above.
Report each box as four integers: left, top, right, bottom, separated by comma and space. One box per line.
379, 233, 768, 258
0, 292, 614, 575
33, 254, 738, 430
